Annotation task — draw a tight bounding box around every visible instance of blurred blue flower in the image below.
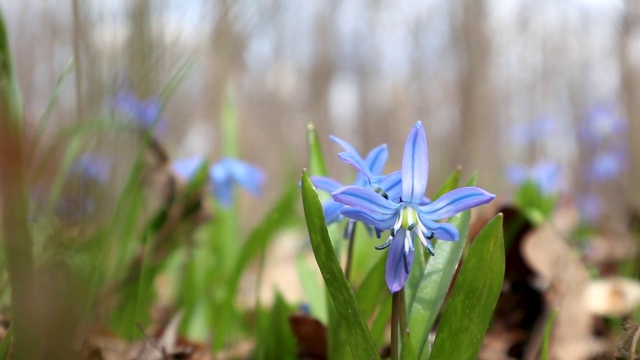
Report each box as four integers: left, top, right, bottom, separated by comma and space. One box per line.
332, 121, 495, 293
69, 153, 110, 185
172, 155, 208, 181
509, 116, 557, 145
577, 193, 602, 222
506, 161, 563, 195
172, 156, 266, 208
209, 157, 266, 207
311, 136, 401, 237
586, 149, 627, 183
580, 105, 626, 144
112, 90, 166, 133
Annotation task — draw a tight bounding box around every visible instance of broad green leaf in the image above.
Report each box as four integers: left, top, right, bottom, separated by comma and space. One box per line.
355, 254, 387, 320
432, 168, 461, 199
401, 331, 416, 360
306, 122, 328, 177
430, 214, 505, 360
301, 170, 380, 359
541, 308, 558, 360
408, 176, 476, 359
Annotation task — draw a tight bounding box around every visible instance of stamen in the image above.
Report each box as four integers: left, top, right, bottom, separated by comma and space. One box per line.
425, 241, 435, 256
375, 238, 392, 250
427, 231, 435, 240
403, 252, 410, 274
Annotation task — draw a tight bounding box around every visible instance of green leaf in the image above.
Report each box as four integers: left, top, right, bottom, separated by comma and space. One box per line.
255, 293, 297, 360
301, 169, 380, 359
430, 214, 505, 360
0, 7, 22, 126
408, 176, 476, 359
432, 168, 461, 199
227, 183, 298, 299
541, 308, 558, 360
401, 331, 416, 360
355, 254, 387, 320
296, 256, 328, 323
0, 325, 12, 360
306, 122, 328, 177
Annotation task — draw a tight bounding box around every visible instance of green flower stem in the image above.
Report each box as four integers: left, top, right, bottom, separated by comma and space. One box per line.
391, 290, 400, 360
398, 288, 407, 334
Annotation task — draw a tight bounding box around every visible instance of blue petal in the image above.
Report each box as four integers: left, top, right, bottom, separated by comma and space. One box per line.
421, 219, 460, 241
323, 201, 344, 225
332, 186, 401, 214
386, 229, 412, 293
311, 176, 344, 193
364, 144, 388, 176
377, 171, 402, 201
340, 208, 397, 230
172, 155, 207, 181
419, 187, 495, 220
330, 135, 361, 159
338, 151, 373, 180
209, 158, 266, 205
401, 121, 428, 203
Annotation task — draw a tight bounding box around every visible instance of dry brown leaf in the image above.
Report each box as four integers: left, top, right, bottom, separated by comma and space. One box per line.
521, 205, 608, 360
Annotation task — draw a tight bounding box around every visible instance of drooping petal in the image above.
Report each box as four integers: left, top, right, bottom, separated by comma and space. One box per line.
340, 208, 397, 230
364, 144, 388, 176
330, 135, 361, 159
419, 187, 495, 220
386, 229, 412, 293
311, 176, 344, 192
420, 219, 460, 241
401, 121, 428, 203
376, 171, 402, 201
332, 186, 401, 214
338, 151, 373, 180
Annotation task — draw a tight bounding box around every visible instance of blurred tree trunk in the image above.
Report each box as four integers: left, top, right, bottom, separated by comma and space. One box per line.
620, 0, 640, 212
454, 0, 498, 185
127, 0, 158, 96
308, 3, 336, 140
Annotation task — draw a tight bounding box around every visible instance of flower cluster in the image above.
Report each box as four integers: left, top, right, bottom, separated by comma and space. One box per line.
172, 155, 266, 207
315, 121, 495, 293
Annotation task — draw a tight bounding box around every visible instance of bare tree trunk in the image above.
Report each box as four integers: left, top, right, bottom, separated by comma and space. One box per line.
454, 0, 497, 185
620, 0, 640, 212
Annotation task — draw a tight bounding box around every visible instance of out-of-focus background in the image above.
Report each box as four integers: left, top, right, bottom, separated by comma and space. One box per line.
5, 0, 639, 222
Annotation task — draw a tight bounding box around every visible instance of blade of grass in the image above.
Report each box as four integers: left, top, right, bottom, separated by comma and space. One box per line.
429, 214, 505, 360
541, 308, 558, 360
301, 169, 380, 359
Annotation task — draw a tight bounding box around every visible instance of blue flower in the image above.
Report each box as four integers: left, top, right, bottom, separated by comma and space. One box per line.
112, 90, 166, 133
172, 155, 209, 181
209, 157, 266, 207
580, 105, 627, 144
311, 136, 402, 232
586, 149, 627, 183
506, 161, 564, 195
172, 156, 266, 207
332, 121, 495, 293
